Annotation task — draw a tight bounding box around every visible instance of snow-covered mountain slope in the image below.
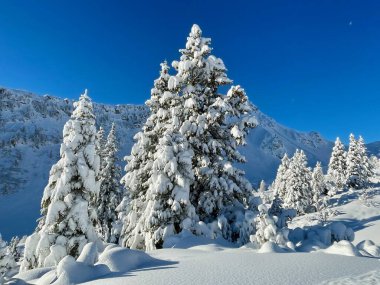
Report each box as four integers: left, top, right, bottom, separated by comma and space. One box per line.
367, 141, 380, 157
241, 111, 333, 184
0, 87, 333, 240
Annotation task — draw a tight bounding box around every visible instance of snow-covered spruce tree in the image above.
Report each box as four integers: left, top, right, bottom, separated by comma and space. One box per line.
269, 154, 290, 216
258, 180, 270, 204
91, 126, 106, 218
0, 234, 17, 280
311, 162, 326, 208
118, 61, 171, 248
259, 180, 266, 193
357, 136, 374, 185
119, 62, 199, 250
21, 90, 100, 271
327, 137, 347, 193
9, 236, 22, 262
138, 127, 197, 250
269, 194, 284, 217
96, 127, 107, 165
96, 123, 123, 243
346, 134, 371, 189
271, 154, 290, 200
171, 25, 257, 242
283, 150, 313, 214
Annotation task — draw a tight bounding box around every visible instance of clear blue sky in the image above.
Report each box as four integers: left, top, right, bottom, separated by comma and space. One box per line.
0, 0, 379, 143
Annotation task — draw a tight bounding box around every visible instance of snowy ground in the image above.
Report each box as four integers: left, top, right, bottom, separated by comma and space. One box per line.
82, 184, 380, 285
84, 250, 380, 285
9, 181, 380, 285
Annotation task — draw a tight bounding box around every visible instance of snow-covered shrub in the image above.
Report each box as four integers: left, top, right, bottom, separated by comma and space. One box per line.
249, 205, 293, 251
316, 196, 338, 224
21, 90, 101, 271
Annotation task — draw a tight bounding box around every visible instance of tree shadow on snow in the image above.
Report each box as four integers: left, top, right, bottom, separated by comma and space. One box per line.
335, 215, 380, 232
328, 187, 380, 208
93, 256, 179, 282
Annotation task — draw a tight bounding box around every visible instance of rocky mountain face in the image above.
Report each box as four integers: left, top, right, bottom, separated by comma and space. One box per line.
0, 87, 337, 239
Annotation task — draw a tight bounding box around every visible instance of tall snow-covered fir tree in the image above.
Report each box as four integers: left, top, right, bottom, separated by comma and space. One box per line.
311, 161, 326, 206
327, 137, 347, 192
21, 90, 101, 271
271, 153, 290, 199
96, 123, 123, 243
172, 24, 257, 241
346, 134, 360, 188
137, 127, 196, 250
283, 150, 313, 214
355, 136, 373, 187
118, 61, 171, 249
96, 126, 107, 165
346, 134, 372, 189
118, 61, 198, 250
269, 154, 290, 216
118, 25, 257, 248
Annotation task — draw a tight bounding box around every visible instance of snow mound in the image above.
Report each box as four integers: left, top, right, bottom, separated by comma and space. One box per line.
324, 241, 361, 257
97, 247, 156, 272
12, 266, 54, 283
330, 222, 355, 242
77, 243, 99, 265
356, 240, 380, 258
53, 255, 110, 285
257, 241, 286, 253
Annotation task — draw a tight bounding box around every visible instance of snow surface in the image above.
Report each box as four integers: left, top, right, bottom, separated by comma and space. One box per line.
10, 241, 380, 285
80, 251, 380, 285
8, 177, 380, 285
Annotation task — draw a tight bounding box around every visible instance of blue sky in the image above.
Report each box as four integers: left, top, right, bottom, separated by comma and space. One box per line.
0, 0, 379, 143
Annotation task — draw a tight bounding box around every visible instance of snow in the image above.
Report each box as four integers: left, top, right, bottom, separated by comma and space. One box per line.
9, 198, 380, 284
12, 238, 380, 285
324, 240, 361, 257
80, 250, 379, 285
